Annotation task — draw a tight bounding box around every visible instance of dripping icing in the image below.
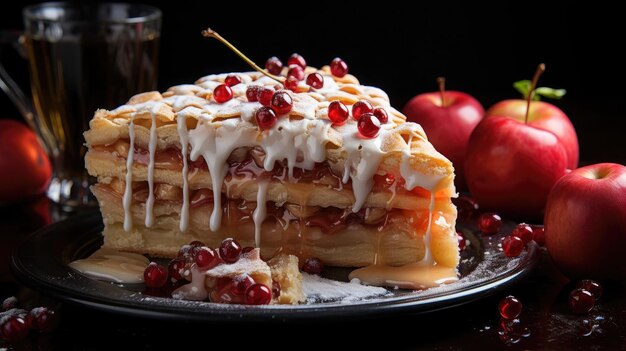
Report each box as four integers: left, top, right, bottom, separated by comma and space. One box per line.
145, 105, 159, 227
177, 112, 190, 232
122, 116, 135, 232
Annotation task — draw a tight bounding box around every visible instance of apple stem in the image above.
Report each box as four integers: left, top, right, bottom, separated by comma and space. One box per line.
201, 28, 283, 84
525, 63, 546, 124
437, 76, 446, 107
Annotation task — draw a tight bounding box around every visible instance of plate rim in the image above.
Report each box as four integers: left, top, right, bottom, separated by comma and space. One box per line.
10, 211, 540, 321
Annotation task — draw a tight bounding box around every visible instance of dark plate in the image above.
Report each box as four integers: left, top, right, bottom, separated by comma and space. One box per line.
10, 211, 539, 321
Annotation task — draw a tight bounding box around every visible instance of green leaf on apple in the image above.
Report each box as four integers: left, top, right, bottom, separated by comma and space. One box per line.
513, 80, 533, 99
513, 80, 566, 101
535, 87, 567, 100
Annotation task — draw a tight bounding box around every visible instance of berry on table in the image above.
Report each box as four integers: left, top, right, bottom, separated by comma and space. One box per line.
511, 223, 533, 244
576, 280, 602, 300
478, 212, 502, 234
499, 295, 523, 319
502, 236, 525, 257
569, 288, 595, 314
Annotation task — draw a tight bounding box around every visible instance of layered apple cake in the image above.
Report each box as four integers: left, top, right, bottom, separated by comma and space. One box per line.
84, 65, 459, 289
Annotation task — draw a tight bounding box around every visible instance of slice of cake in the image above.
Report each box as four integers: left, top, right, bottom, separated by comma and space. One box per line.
84, 62, 459, 292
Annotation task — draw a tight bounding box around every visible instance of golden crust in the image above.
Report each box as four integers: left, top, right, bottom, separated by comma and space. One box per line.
84, 69, 454, 194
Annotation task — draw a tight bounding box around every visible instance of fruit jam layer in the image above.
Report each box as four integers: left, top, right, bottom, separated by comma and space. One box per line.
94, 181, 433, 234
90, 140, 439, 198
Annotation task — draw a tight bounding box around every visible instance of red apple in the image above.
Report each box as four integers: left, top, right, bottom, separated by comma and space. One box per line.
465, 116, 569, 219
0, 119, 52, 203
544, 163, 626, 280
403, 79, 484, 189
486, 99, 578, 169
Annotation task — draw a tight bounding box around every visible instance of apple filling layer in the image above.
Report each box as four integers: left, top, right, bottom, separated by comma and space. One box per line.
92, 182, 457, 267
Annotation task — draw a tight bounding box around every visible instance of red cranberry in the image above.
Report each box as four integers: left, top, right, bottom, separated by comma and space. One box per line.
2, 296, 17, 311
569, 288, 595, 314
219, 238, 242, 263
453, 196, 479, 219
272, 280, 281, 297
26, 307, 57, 333
478, 212, 502, 234
302, 257, 324, 275
287, 53, 306, 69
0, 316, 29, 343
168, 258, 186, 281
284, 76, 299, 92
245, 284, 272, 305
195, 247, 218, 270
330, 57, 348, 77
232, 275, 255, 296
372, 107, 388, 124
531, 225, 545, 246
242, 246, 255, 254
357, 113, 381, 138
457, 231, 466, 251
213, 84, 233, 103
144, 262, 168, 288
224, 75, 242, 87
502, 236, 525, 257
287, 65, 305, 81
257, 88, 274, 106
255, 107, 278, 130
265, 56, 283, 75
328, 101, 349, 125
306, 73, 324, 89
511, 223, 533, 244
576, 280, 603, 300
499, 295, 523, 319
271, 91, 293, 115
246, 85, 260, 102
352, 100, 373, 119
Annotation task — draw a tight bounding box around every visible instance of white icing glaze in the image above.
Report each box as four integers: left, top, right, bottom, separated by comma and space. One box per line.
338, 122, 386, 212
188, 118, 258, 231
253, 180, 269, 248
177, 112, 190, 232
419, 193, 436, 266
401, 133, 444, 192
145, 105, 159, 227
122, 117, 135, 232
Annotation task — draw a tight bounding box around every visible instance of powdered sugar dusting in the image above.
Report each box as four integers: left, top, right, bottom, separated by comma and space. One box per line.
302, 273, 390, 303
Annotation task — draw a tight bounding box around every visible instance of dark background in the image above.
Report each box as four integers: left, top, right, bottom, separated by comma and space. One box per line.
1, 1, 625, 164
